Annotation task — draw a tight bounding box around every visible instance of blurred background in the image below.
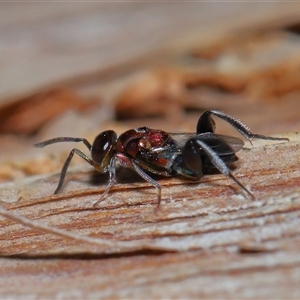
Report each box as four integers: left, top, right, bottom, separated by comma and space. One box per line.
1, 1, 300, 180
1, 3, 300, 298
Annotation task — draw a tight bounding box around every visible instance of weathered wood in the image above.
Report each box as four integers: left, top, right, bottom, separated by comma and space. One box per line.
0, 133, 299, 298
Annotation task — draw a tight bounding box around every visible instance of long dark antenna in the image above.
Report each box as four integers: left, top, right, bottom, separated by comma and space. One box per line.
34, 137, 92, 150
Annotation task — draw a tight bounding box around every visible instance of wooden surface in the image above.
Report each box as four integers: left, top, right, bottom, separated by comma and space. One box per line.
0, 3, 300, 299
0, 134, 299, 298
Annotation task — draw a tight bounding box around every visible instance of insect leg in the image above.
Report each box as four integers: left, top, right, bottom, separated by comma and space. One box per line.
185, 138, 255, 199
132, 161, 162, 211
34, 137, 92, 151
93, 156, 117, 207
198, 110, 289, 142
55, 148, 93, 194
196, 111, 216, 134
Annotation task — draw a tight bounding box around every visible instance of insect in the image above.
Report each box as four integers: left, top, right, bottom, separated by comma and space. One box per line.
34, 110, 288, 209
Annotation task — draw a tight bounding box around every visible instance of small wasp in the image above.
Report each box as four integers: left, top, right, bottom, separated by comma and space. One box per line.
35, 110, 288, 209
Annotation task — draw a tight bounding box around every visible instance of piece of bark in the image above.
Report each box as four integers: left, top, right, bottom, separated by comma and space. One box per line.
115, 30, 300, 121
114, 68, 245, 120
0, 132, 299, 298
0, 87, 100, 135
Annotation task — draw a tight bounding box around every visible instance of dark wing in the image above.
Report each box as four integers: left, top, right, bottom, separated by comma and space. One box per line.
170, 132, 244, 155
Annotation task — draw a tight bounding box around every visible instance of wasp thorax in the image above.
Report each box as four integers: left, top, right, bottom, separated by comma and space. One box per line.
138, 138, 152, 150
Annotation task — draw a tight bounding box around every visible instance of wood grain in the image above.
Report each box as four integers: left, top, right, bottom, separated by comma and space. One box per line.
0, 133, 299, 298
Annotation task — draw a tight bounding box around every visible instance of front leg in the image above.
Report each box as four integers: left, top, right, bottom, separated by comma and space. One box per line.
93, 156, 117, 207
95, 153, 163, 211
55, 148, 93, 194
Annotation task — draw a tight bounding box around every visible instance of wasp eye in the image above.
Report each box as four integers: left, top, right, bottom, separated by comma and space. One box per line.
91, 130, 117, 164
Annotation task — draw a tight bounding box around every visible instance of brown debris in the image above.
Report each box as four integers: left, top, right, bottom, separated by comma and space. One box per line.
194, 30, 300, 101
0, 87, 100, 135
247, 57, 300, 99
0, 155, 65, 182
115, 68, 245, 120
115, 30, 300, 120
